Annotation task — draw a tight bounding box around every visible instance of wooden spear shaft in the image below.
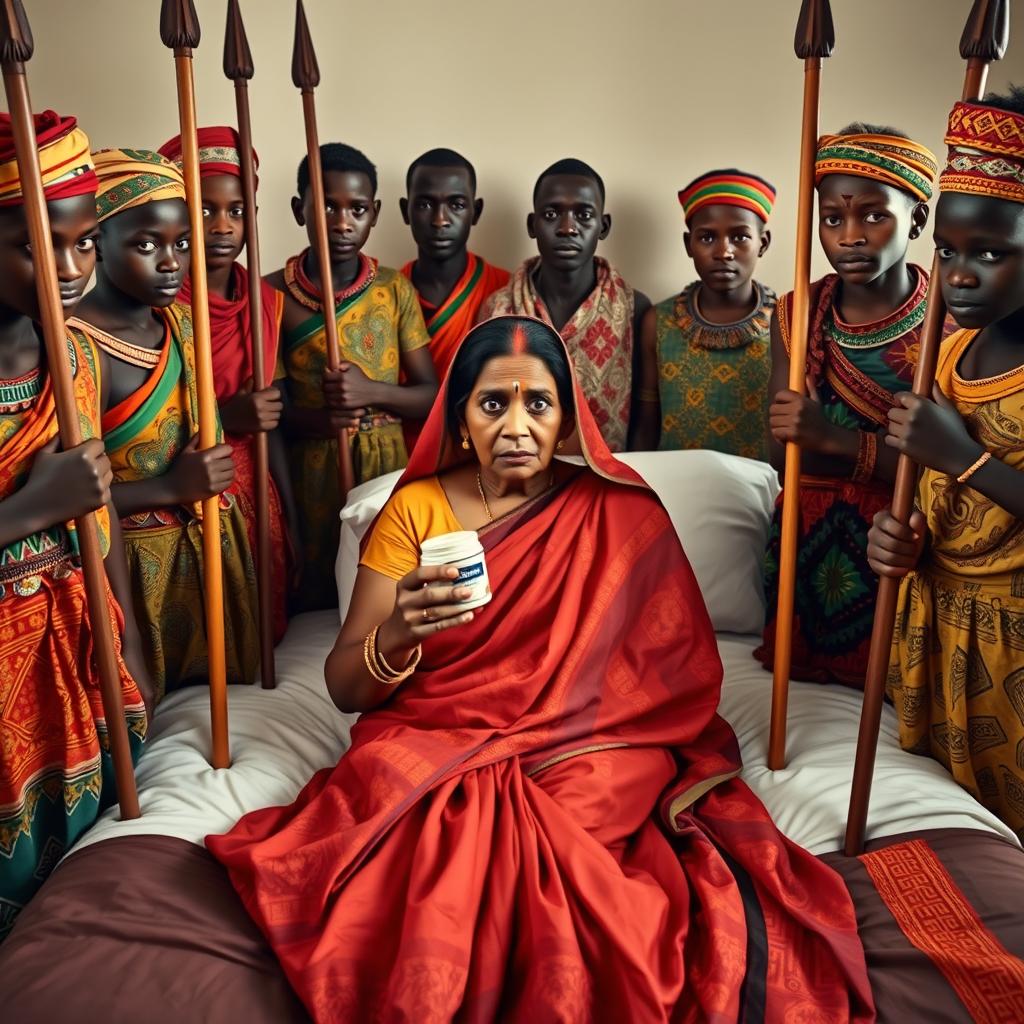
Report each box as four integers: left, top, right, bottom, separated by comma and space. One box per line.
161, 0, 230, 768
844, 0, 1009, 856
0, 1, 139, 817
225, 0, 274, 689
293, 0, 355, 502
767, 0, 834, 771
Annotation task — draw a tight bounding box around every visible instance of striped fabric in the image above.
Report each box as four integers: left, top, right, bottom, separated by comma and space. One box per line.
677, 170, 776, 223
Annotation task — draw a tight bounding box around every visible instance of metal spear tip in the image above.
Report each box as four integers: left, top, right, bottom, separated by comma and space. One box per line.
960, 0, 1009, 61
159, 0, 201, 51
224, 0, 254, 80
794, 0, 835, 60
291, 0, 320, 90
0, 0, 34, 65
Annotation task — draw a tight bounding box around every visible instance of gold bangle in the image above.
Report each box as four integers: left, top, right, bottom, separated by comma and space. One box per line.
376, 635, 422, 678
956, 450, 992, 485
363, 626, 420, 687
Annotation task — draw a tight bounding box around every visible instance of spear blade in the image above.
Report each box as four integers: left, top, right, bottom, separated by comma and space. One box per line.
292, 0, 320, 90
224, 0, 254, 81
0, 0, 33, 65
794, 0, 835, 60
160, 0, 201, 51
960, 0, 1010, 60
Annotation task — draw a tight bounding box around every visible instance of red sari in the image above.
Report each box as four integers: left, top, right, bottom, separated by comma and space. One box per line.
208, 319, 874, 1022
179, 264, 288, 641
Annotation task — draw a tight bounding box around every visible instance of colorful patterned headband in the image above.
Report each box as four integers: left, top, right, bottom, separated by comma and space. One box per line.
158, 126, 259, 189
678, 170, 776, 223
815, 133, 938, 202
939, 102, 1024, 205
93, 148, 186, 222
0, 111, 97, 207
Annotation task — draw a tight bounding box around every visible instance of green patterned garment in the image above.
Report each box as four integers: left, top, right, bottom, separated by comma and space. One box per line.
655, 281, 775, 461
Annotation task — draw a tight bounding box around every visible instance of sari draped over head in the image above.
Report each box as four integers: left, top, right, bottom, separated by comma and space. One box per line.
0, 330, 146, 940
282, 250, 430, 611
178, 266, 289, 642
208, 316, 874, 1023
889, 328, 1024, 838
480, 256, 636, 451
756, 268, 956, 688
68, 304, 258, 698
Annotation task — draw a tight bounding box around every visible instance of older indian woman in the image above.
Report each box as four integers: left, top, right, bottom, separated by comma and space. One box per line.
208, 316, 874, 1022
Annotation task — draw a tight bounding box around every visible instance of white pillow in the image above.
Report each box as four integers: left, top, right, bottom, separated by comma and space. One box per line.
335, 451, 779, 635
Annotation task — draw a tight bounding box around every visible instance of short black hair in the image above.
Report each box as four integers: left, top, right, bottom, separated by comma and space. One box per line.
533, 158, 606, 206
446, 317, 574, 442
837, 122, 910, 139
406, 148, 477, 195
296, 143, 377, 198
983, 84, 1024, 115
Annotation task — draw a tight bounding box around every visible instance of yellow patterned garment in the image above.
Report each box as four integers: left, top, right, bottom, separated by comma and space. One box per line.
888, 328, 1024, 839
282, 255, 430, 611
654, 281, 775, 460
70, 304, 259, 698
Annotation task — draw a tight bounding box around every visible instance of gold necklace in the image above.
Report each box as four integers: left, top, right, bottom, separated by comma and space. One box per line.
476, 471, 556, 524
476, 473, 494, 522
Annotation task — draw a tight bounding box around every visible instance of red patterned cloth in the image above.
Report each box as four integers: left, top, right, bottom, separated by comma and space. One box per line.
207, 316, 874, 1022
940, 101, 1024, 205
158, 125, 259, 188
480, 257, 635, 451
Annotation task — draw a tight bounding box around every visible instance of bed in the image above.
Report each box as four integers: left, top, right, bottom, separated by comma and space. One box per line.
1, 451, 1022, 1023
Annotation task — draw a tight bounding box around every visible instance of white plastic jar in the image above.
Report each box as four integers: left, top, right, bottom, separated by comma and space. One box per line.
419, 530, 492, 610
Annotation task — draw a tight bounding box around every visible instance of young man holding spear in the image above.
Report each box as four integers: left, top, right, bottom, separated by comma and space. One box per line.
274, 0, 437, 613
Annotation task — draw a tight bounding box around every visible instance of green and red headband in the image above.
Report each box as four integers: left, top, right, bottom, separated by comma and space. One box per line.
677, 170, 776, 224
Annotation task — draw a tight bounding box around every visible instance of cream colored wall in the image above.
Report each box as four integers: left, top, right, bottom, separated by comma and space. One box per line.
25, 0, 1024, 304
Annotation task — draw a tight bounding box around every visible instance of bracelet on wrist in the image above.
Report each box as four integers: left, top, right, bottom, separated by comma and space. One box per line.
955, 450, 992, 485
362, 625, 421, 687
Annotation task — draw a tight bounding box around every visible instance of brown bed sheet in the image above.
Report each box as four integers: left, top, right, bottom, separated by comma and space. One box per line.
822, 828, 1024, 1024
0, 835, 309, 1024
1, 828, 1022, 1022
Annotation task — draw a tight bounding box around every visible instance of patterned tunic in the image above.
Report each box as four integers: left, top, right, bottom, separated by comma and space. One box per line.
890, 328, 1024, 839
654, 280, 775, 460
756, 266, 944, 687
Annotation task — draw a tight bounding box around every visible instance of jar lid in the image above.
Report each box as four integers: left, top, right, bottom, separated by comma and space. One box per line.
420, 530, 483, 564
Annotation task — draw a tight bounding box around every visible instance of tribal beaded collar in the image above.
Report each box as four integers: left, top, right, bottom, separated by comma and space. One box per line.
827, 265, 928, 350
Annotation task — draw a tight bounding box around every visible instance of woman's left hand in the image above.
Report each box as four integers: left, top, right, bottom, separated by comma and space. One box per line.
885, 386, 983, 476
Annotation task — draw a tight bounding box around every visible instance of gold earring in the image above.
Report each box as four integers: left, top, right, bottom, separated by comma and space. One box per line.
461, 437, 471, 450
556, 440, 565, 450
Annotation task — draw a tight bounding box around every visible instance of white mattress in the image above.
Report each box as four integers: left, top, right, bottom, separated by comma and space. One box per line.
74, 612, 1017, 858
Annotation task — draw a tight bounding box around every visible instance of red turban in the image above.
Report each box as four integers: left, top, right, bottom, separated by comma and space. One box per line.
158, 126, 258, 188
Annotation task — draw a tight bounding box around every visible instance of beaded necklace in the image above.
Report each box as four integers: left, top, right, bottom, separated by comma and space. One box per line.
828, 265, 928, 350
283, 249, 376, 313
0, 366, 41, 413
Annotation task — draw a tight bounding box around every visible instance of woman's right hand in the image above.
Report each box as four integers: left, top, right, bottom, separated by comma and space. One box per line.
166, 435, 236, 504
867, 508, 927, 579
27, 437, 112, 523
377, 564, 476, 654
